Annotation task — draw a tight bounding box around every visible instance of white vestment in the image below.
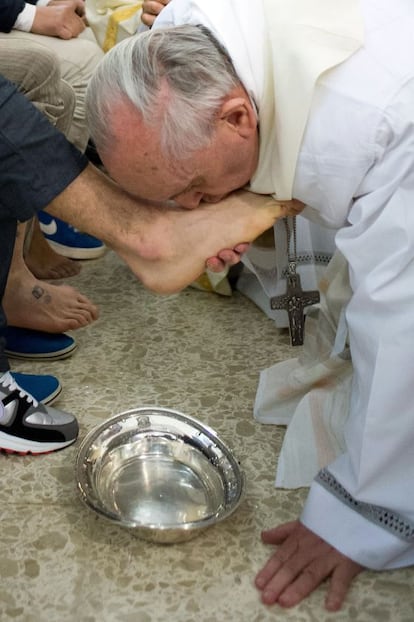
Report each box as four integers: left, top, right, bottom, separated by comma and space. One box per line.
155, 0, 358, 323
154, 0, 414, 571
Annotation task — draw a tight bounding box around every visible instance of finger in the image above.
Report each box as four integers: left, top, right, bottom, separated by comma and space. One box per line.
143, 0, 161, 15
205, 257, 226, 272
217, 249, 241, 264
261, 520, 300, 544
142, 0, 153, 14
325, 562, 363, 612
260, 541, 341, 608
233, 242, 250, 254
255, 554, 285, 598
255, 532, 301, 593
258, 554, 311, 605
141, 13, 155, 27
256, 521, 332, 602
277, 558, 333, 608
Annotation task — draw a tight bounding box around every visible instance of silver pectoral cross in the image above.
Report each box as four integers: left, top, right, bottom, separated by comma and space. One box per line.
270, 263, 320, 346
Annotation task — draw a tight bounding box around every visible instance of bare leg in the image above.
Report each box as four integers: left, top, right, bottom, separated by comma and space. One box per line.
4, 223, 99, 332
112, 192, 303, 294
47, 165, 303, 295
106, 196, 294, 294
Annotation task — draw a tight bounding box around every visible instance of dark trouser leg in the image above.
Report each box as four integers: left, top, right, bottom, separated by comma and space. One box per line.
0, 41, 76, 373
0, 220, 17, 373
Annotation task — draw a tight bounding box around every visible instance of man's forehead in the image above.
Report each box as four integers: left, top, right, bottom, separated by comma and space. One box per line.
107, 101, 201, 196
111, 98, 158, 154
105, 148, 194, 202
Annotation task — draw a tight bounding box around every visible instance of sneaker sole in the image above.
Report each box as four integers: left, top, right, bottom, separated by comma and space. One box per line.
45, 239, 106, 260
5, 342, 77, 361
0, 431, 77, 455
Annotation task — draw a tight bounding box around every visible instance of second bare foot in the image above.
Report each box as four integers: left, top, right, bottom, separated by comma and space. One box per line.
4, 272, 99, 333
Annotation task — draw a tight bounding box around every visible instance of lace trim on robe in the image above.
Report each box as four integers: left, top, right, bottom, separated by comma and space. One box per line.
316, 468, 414, 542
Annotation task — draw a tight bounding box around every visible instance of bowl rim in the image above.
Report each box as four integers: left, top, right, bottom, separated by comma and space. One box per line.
75, 406, 245, 533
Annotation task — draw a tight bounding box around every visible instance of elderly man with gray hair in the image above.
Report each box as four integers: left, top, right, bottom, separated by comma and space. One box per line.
0, 40, 283, 455
85, 0, 414, 612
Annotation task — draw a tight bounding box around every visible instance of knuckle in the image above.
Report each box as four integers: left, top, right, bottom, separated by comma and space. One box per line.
300, 563, 327, 588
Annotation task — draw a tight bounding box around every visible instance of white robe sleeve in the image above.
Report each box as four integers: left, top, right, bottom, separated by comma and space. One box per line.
301, 80, 414, 570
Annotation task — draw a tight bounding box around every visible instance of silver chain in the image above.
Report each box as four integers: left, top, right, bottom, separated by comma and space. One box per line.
283, 216, 297, 276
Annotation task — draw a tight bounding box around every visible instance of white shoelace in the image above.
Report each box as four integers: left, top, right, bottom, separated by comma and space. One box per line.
0, 371, 39, 408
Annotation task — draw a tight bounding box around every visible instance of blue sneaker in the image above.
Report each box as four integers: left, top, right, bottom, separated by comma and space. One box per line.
3, 327, 76, 361
11, 372, 62, 405
37, 211, 106, 260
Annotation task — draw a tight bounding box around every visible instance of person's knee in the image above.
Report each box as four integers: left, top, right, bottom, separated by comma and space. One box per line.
27, 46, 62, 95
61, 36, 104, 84
0, 38, 60, 96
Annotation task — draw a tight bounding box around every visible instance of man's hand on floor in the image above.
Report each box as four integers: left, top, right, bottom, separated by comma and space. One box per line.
255, 520, 364, 611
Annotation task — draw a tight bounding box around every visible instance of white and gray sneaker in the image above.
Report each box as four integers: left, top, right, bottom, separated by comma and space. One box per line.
0, 371, 78, 454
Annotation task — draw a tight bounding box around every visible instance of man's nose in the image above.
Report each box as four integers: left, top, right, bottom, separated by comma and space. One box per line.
203, 194, 227, 204
174, 191, 204, 209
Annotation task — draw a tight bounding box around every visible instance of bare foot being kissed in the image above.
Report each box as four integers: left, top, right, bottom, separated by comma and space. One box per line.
25, 217, 81, 280
47, 166, 304, 296
111, 191, 305, 294
4, 223, 99, 333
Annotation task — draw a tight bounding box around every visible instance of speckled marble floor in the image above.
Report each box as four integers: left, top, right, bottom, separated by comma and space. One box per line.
2, 250, 413, 622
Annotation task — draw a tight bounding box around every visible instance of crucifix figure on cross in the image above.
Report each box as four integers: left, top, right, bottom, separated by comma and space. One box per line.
270, 261, 320, 346
270, 214, 320, 347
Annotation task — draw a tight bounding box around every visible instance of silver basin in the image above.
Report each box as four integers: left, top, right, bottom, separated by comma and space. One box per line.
75, 407, 245, 543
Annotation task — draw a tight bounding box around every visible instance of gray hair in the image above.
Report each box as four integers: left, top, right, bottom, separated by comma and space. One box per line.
86, 24, 241, 159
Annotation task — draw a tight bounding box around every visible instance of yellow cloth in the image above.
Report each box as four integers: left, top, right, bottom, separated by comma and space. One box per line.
85, 0, 143, 52
190, 270, 233, 297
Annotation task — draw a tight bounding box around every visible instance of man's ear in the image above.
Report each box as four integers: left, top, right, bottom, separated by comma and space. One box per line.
220, 96, 257, 138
